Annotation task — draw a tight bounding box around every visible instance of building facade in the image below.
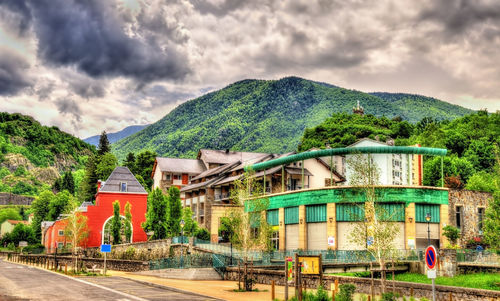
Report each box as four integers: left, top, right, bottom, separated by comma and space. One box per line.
43, 167, 148, 253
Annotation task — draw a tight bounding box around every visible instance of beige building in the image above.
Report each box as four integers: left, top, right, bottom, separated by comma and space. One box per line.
0, 219, 29, 238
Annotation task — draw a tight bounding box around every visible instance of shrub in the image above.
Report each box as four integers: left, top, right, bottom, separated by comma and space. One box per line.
381, 292, 399, 301
195, 228, 210, 240
335, 284, 356, 301
316, 285, 329, 301
442, 225, 460, 245
124, 246, 136, 260
14, 166, 27, 177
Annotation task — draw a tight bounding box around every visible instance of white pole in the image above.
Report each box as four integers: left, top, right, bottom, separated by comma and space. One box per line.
432, 278, 436, 301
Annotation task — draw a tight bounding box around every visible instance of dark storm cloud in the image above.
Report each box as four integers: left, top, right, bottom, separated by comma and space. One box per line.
189, 0, 249, 16
0, 0, 32, 36
137, 85, 195, 106
419, 0, 500, 35
0, 51, 32, 96
63, 71, 106, 99
55, 98, 82, 122
2, 0, 190, 84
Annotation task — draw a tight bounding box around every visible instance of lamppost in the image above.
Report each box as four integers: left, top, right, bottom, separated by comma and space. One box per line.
180, 219, 185, 268
425, 213, 431, 246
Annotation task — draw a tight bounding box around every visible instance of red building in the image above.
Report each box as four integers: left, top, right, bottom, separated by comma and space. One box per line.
43, 167, 149, 252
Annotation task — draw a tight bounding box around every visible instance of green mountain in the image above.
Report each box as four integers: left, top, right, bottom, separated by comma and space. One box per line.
0, 112, 95, 196
113, 77, 473, 159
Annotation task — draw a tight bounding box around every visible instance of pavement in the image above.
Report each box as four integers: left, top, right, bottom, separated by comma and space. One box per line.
0, 258, 217, 301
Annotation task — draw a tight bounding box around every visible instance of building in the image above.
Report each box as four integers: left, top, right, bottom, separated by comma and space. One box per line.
43, 166, 149, 253
0, 219, 30, 238
151, 157, 206, 198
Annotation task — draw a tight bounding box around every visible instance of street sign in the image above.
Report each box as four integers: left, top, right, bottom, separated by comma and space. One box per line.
100, 244, 111, 253
427, 269, 436, 279
425, 245, 437, 270
19, 241, 28, 247
286, 257, 293, 281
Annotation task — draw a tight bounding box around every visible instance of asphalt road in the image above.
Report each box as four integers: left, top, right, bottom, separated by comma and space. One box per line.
0, 259, 215, 301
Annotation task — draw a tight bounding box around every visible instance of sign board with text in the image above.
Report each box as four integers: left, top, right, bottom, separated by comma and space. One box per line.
298, 256, 320, 275
100, 244, 111, 253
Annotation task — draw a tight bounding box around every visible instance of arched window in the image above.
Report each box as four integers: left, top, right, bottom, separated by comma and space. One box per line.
102, 216, 133, 244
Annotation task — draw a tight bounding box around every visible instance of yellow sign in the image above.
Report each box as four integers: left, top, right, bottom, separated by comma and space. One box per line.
298, 256, 320, 275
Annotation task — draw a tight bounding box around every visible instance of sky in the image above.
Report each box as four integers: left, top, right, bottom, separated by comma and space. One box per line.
0, 0, 499, 138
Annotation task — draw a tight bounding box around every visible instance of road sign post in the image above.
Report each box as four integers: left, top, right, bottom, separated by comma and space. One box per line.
425, 245, 438, 301
100, 244, 111, 275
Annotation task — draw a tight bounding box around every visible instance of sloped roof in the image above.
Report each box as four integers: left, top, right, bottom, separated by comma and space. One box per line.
4, 220, 29, 225
197, 149, 270, 165
180, 177, 221, 192
347, 138, 388, 147
153, 157, 206, 175
99, 166, 148, 194
191, 161, 240, 181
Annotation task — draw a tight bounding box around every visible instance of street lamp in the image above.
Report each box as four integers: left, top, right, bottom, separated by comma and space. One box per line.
180, 219, 185, 268
425, 213, 431, 246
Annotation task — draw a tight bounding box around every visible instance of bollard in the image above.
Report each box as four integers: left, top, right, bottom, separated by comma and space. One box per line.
410, 287, 414, 297
367, 296, 371, 301
271, 280, 275, 300
449, 292, 452, 301
334, 279, 338, 294
65, 264, 67, 274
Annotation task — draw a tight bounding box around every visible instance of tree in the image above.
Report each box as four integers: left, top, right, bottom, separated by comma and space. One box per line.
97, 131, 111, 157
0, 208, 22, 224
442, 225, 460, 246
167, 186, 182, 237
134, 150, 157, 189
31, 190, 52, 241
47, 190, 73, 221
62, 171, 75, 194
181, 207, 198, 236
347, 154, 401, 294
78, 154, 98, 203
225, 171, 272, 291
142, 188, 168, 240
4, 223, 36, 246
111, 201, 122, 245
95, 153, 118, 181
124, 202, 132, 243
64, 202, 89, 271
123, 152, 136, 172
483, 150, 500, 248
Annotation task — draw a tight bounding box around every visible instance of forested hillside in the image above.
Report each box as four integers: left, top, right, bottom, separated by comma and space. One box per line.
113, 77, 472, 159
0, 112, 95, 196
300, 111, 500, 191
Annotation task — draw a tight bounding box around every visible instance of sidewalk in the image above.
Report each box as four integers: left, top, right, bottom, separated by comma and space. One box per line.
108, 270, 299, 301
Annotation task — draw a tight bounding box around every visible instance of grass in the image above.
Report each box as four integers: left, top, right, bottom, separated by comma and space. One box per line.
394, 273, 500, 291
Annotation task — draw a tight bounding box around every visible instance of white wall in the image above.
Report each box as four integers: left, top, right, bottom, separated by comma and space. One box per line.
152, 166, 162, 190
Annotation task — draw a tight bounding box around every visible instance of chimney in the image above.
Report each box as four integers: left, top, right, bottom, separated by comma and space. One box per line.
97, 180, 103, 190
225, 149, 230, 154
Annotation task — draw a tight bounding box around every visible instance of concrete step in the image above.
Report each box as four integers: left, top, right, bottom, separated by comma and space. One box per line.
138, 268, 222, 280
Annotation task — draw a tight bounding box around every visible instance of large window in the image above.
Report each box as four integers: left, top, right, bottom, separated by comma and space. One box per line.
455, 206, 463, 230
271, 231, 279, 251
102, 216, 132, 244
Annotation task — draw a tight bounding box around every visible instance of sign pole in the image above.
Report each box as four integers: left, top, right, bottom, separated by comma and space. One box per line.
425, 245, 437, 301
432, 278, 436, 301
104, 252, 107, 276
285, 259, 289, 301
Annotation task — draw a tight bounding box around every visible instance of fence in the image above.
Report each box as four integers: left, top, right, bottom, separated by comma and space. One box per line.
457, 249, 500, 265
149, 253, 213, 270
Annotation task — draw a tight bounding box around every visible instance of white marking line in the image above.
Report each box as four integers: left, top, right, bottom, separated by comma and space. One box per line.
5, 261, 147, 301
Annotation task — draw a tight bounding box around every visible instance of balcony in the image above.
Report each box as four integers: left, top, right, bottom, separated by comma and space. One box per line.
215, 193, 230, 200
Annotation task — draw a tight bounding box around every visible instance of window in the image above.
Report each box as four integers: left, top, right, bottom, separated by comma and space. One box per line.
120, 182, 127, 192
271, 231, 279, 251
455, 206, 463, 229
478, 208, 485, 234
173, 174, 180, 180
392, 159, 401, 168
57, 242, 64, 249
392, 171, 401, 178
58, 230, 64, 236
163, 173, 171, 181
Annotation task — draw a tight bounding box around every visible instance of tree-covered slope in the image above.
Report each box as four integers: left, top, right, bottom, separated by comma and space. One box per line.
113, 77, 473, 159
0, 112, 95, 196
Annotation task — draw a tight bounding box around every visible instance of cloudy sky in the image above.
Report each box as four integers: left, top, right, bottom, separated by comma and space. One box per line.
0, 0, 499, 138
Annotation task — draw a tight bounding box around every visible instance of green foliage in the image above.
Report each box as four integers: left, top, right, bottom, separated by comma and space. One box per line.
133, 150, 156, 189
14, 166, 27, 177
194, 228, 210, 240
465, 171, 496, 192
111, 201, 122, 245
142, 188, 168, 240
181, 207, 198, 236
0, 167, 10, 178
123, 152, 136, 172
0, 112, 94, 168
484, 191, 500, 249
394, 272, 500, 291
335, 284, 356, 301
78, 154, 98, 203
12, 181, 38, 196
1, 223, 36, 246
30, 190, 52, 240
0, 208, 22, 224
95, 152, 118, 181
442, 225, 460, 245
315, 285, 329, 301
47, 190, 72, 220
124, 202, 132, 243
62, 171, 75, 194
113, 77, 472, 160
97, 131, 111, 157
381, 292, 399, 301
167, 186, 182, 236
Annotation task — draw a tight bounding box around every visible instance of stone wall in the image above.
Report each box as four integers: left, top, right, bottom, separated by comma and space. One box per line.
448, 189, 492, 246
0, 192, 35, 205
225, 267, 500, 301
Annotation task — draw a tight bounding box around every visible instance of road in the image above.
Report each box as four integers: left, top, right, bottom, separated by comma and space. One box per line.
0, 259, 215, 301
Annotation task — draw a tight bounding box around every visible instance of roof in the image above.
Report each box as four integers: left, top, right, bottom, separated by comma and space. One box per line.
180, 177, 221, 192
285, 167, 313, 176
191, 161, 240, 181
152, 157, 206, 176
99, 166, 148, 194
347, 138, 388, 147
4, 220, 29, 225
197, 149, 270, 165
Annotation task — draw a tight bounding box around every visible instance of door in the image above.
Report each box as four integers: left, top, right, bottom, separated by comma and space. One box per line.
285, 224, 299, 251
307, 222, 327, 250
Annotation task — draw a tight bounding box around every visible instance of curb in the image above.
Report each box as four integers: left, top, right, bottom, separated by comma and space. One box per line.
121, 276, 227, 301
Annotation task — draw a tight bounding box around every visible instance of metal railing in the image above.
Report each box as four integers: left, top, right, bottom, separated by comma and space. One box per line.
171, 236, 189, 244
457, 249, 500, 265
149, 253, 213, 270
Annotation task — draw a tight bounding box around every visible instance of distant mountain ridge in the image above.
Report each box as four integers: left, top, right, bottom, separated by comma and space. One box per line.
84, 125, 149, 146
112, 76, 473, 160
